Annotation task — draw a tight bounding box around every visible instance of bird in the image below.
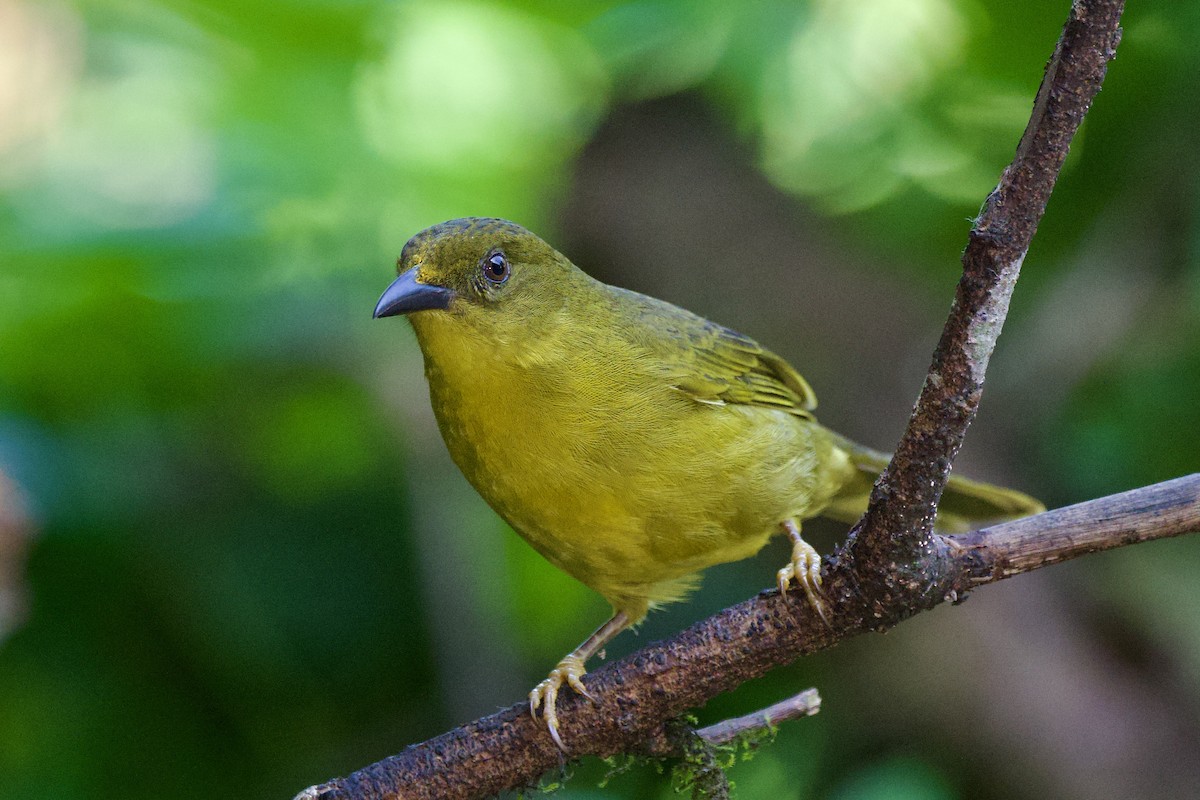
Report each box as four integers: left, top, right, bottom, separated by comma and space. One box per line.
373, 217, 1042, 750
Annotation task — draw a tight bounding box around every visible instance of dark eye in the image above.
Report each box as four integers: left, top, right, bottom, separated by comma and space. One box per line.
482, 250, 509, 284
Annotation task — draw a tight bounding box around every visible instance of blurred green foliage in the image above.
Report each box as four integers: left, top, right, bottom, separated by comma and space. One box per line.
1, 1, 1198, 799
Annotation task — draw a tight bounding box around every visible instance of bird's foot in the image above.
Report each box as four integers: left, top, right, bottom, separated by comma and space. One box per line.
529, 653, 593, 752
777, 524, 830, 624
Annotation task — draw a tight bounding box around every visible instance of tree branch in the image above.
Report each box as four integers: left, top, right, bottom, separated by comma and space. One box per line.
0, 469, 33, 642
295, 1, 1131, 797
846, 0, 1125, 584
695, 689, 821, 747
298, 477, 1197, 800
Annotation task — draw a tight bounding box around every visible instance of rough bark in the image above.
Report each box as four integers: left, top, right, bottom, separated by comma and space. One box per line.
298, 476, 1196, 800
844, 0, 1125, 592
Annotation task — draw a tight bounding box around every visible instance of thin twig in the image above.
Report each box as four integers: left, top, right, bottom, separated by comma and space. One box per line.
950, 473, 1200, 589
697, 689, 821, 746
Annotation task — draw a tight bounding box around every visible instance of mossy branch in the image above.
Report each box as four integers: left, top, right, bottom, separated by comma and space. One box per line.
294, 2, 1138, 798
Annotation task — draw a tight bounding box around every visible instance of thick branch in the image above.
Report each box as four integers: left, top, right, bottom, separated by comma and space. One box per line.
848, 0, 1125, 583
297, 474, 1198, 800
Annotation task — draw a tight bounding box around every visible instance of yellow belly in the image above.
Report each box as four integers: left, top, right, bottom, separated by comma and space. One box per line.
419, 332, 848, 615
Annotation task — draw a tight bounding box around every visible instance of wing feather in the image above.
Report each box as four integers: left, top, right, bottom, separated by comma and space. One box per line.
613, 287, 817, 419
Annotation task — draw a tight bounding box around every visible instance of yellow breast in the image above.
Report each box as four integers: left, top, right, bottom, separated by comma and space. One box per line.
407, 305, 845, 615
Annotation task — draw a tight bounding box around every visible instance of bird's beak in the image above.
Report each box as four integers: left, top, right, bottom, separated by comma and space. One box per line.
373, 267, 455, 318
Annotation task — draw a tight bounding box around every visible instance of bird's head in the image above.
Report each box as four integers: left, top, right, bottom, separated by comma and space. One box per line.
373, 218, 579, 328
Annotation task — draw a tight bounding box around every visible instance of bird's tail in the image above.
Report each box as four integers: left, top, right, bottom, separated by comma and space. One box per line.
821, 435, 1044, 533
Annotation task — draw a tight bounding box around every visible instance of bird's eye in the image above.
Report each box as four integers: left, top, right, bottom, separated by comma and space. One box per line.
482, 250, 510, 284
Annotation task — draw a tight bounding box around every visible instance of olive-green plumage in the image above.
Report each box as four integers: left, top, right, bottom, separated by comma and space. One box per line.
374, 217, 1042, 746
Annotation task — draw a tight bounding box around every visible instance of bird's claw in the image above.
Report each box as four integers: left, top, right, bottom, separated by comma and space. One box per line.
777, 537, 830, 624
529, 654, 592, 752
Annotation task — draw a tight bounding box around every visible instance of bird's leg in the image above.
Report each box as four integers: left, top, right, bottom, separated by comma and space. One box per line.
529, 610, 632, 752
776, 519, 830, 624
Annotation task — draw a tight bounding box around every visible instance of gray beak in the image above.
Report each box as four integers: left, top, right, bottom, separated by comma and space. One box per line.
373, 268, 455, 318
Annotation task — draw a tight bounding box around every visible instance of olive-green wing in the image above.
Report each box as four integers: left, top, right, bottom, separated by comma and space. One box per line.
615, 287, 818, 419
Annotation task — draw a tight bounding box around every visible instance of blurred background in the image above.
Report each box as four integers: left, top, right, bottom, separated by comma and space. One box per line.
1, 1, 1198, 798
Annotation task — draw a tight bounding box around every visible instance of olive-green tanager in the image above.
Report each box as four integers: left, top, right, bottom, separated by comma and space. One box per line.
373, 217, 1041, 750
